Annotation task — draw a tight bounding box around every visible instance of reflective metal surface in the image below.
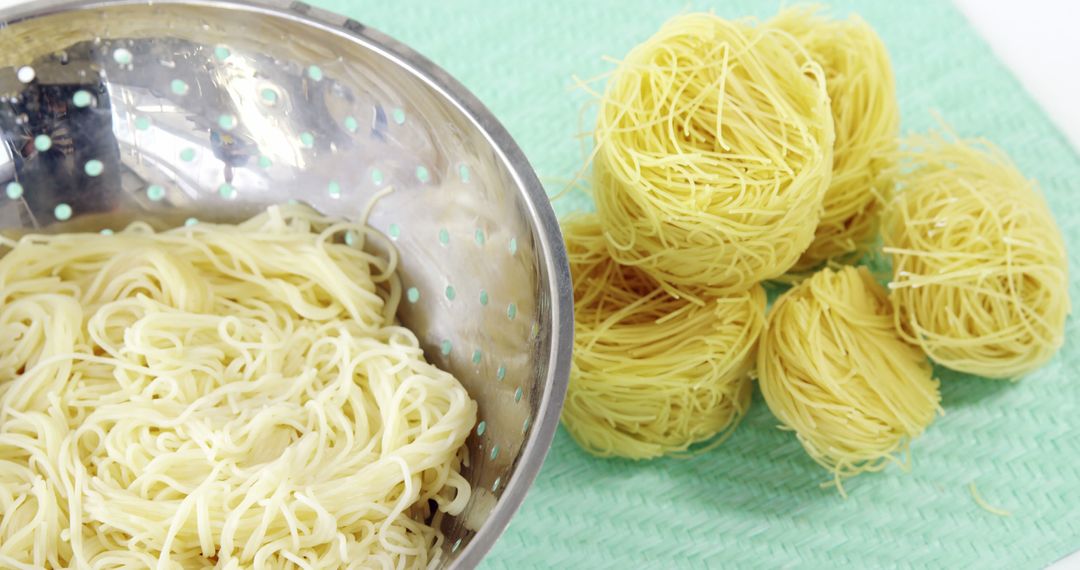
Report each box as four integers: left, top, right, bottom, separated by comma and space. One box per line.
0, 1, 573, 567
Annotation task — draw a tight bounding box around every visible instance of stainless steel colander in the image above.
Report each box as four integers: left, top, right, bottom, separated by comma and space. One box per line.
0, 0, 573, 566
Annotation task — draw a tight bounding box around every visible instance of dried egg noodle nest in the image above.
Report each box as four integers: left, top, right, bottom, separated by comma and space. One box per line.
883, 134, 1070, 378
560, 215, 765, 459
591, 12, 834, 297
758, 266, 941, 491
0, 205, 476, 569
769, 7, 901, 272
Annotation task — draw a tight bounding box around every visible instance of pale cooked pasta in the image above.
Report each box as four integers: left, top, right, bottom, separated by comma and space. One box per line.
0, 204, 476, 569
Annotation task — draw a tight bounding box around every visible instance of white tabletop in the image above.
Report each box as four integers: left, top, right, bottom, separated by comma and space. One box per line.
953, 0, 1080, 152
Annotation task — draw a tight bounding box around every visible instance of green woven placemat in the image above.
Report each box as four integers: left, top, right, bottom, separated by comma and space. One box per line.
313, 1, 1080, 567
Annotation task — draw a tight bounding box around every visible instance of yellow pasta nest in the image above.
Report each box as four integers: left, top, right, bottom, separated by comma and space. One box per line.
561, 215, 765, 459
758, 266, 941, 489
592, 12, 834, 296
769, 7, 900, 271
883, 134, 1070, 378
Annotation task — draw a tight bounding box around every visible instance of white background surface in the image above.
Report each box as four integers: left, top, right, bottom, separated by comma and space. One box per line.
0, 0, 1076, 565
953, 0, 1080, 152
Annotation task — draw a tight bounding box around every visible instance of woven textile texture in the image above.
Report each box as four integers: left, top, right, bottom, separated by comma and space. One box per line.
313, 1, 1079, 567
